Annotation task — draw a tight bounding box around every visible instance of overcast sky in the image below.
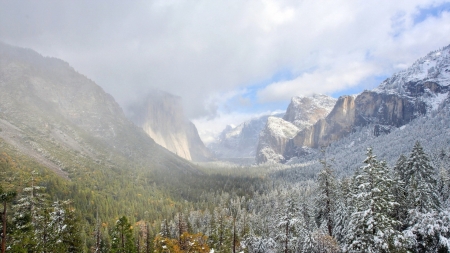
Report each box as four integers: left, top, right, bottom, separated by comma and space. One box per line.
1, 0, 450, 143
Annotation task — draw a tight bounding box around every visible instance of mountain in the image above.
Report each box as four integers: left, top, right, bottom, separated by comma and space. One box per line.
256, 116, 300, 163
256, 94, 337, 163
283, 94, 337, 130
282, 44, 450, 162
127, 90, 212, 162
0, 42, 198, 179
208, 113, 283, 160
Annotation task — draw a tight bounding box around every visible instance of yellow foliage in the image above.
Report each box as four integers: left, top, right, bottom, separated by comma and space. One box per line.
154, 232, 210, 253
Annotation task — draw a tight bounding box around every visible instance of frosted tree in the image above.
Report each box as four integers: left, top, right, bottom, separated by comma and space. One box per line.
332, 178, 352, 244
404, 209, 450, 252
275, 197, 299, 253
343, 148, 405, 253
245, 236, 277, 253
392, 154, 408, 228
404, 141, 440, 213
315, 153, 337, 237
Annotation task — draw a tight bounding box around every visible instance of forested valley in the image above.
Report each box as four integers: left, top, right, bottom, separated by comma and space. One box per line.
2, 135, 450, 252
1, 42, 450, 253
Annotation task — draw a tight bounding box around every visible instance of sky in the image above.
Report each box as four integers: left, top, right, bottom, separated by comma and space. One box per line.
1, 0, 450, 143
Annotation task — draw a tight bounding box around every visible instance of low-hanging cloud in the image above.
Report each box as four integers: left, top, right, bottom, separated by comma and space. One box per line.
1, 0, 450, 139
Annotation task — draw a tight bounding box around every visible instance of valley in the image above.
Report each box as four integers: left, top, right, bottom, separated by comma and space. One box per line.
1, 42, 450, 252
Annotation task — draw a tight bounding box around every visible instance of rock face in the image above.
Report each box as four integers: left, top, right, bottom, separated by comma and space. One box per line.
283, 94, 337, 130
128, 90, 212, 161
256, 94, 336, 163
282, 44, 450, 162
284, 95, 356, 159
0, 42, 197, 177
208, 114, 283, 159
256, 117, 300, 163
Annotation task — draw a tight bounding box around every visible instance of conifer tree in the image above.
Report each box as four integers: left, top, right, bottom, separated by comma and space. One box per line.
111, 216, 136, 253
343, 148, 404, 252
0, 186, 16, 253
275, 197, 299, 253
404, 142, 440, 213
315, 152, 336, 237
392, 154, 408, 228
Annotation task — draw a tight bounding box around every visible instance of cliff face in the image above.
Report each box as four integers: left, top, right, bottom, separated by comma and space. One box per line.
255, 94, 336, 163
283, 94, 337, 130
285, 95, 356, 159
256, 117, 300, 163
129, 91, 212, 162
281, 45, 450, 162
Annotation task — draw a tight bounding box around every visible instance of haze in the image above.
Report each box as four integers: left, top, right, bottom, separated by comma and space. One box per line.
1, 0, 450, 143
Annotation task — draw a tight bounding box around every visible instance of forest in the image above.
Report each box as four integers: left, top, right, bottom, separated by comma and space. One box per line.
1, 137, 450, 252
1, 90, 450, 253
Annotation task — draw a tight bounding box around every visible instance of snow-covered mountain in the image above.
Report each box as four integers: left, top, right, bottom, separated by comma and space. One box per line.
283, 94, 337, 130
256, 117, 301, 163
256, 94, 337, 163
208, 113, 283, 159
281, 44, 450, 163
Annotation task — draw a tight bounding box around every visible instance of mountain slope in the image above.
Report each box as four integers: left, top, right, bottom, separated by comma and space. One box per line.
0, 42, 199, 180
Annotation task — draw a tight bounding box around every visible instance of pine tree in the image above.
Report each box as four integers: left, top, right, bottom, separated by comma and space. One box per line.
0, 186, 16, 253
404, 142, 440, 213
111, 216, 136, 253
343, 148, 405, 253
315, 153, 336, 237
275, 197, 299, 253
392, 154, 408, 228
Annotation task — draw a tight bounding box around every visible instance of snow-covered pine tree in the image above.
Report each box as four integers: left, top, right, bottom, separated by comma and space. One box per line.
332, 178, 352, 245
343, 148, 405, 253
404, 209, 450, 252
315, 154, 337, 237
392, 154, 408, 229
404, 141, 440, 213
275, 197, 299, 253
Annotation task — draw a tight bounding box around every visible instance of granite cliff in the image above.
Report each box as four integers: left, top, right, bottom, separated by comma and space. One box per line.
128, 90, 212, 162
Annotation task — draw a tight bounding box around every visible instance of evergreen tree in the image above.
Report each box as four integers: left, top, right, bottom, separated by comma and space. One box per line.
343, 148, 405, 253
315, 153, 337, 237
275, 197, 299, 253
0, 186, 16, 253
404, 142, 440, 213
111, 216, 136, 253
392, 154, 408, 228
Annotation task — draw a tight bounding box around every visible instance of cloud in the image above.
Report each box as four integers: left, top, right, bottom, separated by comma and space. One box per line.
1, 0, 450, 136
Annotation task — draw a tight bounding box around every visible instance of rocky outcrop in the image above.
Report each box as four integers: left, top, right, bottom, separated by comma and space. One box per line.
256, 117, 300, 163
354, 91, 426, 128
128, 90, 212, 161
255, 94, 336, 163
283, 94, 336, 130
285, 95, 356, 159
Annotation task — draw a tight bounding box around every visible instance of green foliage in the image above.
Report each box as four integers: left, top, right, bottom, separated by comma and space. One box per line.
111, 216, 136, 253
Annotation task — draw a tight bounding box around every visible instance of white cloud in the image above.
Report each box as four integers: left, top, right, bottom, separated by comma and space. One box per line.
1, 0, 450, 136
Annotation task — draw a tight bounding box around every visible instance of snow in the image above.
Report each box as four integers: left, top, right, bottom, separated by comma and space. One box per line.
375, 45, 450, 95
427, 92, 449, 111
266, 117, 300, 139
